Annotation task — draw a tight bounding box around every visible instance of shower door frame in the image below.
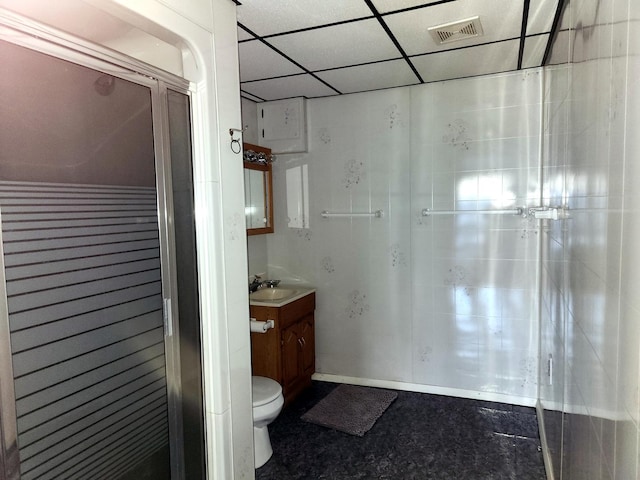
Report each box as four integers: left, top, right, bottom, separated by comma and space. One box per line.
0, 10, 195, 480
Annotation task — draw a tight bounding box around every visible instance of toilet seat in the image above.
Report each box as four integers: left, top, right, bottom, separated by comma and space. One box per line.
252, 376, 282, 407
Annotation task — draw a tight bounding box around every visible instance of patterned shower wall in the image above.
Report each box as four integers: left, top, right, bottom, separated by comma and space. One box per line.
265, 70, 542, 403
409, 70, 541, 400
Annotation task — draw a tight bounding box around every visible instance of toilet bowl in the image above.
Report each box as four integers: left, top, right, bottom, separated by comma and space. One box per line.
252, 376, 284, 468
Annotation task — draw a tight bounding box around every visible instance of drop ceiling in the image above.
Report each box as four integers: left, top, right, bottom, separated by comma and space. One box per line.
237, 0, 566, 102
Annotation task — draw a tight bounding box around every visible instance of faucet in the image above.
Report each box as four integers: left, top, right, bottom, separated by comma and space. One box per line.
249, 275, 281, 293
249, 275, 263, 293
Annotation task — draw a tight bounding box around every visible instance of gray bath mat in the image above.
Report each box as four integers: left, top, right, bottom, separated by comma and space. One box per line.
301, 384, 397, 436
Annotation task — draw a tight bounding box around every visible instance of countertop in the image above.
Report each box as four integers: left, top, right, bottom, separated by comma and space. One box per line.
249, 285, 316, 307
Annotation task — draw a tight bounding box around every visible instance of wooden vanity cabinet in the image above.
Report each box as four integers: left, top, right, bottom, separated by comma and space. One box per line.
250, 292, 315, 404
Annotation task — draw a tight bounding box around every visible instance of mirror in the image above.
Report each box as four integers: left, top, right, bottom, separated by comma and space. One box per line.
244, 143, 274, 235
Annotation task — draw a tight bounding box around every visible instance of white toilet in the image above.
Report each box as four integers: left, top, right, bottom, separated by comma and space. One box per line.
252, 376, 284, 468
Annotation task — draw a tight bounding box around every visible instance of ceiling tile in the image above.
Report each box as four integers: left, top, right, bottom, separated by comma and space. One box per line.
268, 19, 401, 71
522, 34, 550, 68
527, 0, 559, 34
384, 0, 524, 56
237, 27, 253, 41
238, 40, 303, 82
316, 60, 420, 94
240, 90, 264, 103
241, 75, 337, 101
411, 40, 520, 83
236, 0, 372, 37
372, 0, 450, 14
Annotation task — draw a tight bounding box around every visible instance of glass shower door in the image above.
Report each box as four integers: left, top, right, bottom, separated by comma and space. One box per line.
0, 39, 176, 479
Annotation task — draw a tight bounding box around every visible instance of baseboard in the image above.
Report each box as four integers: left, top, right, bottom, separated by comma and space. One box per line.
311, 373, 537, 408
536, 400, 555, 480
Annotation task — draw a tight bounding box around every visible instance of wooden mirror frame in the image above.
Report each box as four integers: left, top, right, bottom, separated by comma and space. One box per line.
244, 143, 274, 236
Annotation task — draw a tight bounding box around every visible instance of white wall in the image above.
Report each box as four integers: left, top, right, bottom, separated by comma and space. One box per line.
260, 70, 542, 404
540, 0, 640, 478
241, 97, 259, 145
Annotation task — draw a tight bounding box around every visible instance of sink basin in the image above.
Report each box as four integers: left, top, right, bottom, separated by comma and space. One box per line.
250, 288, 297, 302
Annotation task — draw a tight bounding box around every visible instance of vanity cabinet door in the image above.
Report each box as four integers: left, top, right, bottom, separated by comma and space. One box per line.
299, 314, 315, 377
250, 292, 315, 403
280, 314, 315, 398
281, 323, 301, 391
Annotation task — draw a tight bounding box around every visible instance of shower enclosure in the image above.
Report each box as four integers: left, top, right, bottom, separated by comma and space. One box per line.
0, 19, 203, 480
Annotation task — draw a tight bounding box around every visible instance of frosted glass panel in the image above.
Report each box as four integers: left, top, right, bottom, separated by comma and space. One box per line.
0, 40, 169, 479
0, 43, 155, 187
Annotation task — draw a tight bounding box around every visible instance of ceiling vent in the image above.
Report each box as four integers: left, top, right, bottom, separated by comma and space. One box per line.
428, 16, 484, 45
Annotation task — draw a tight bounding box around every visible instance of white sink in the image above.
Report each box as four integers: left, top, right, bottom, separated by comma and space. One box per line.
250, 288, 297, 302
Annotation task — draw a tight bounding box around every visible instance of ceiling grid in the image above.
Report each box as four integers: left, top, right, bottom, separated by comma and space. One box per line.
236, 0, 563, 102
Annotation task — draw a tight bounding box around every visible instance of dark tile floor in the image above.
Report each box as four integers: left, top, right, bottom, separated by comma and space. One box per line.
257, 382, 547, 480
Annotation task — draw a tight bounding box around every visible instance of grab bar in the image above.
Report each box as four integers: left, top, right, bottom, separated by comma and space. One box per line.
422, 208, 524, 217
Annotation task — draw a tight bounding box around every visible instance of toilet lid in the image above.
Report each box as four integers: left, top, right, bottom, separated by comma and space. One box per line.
252, 376, 282, 407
